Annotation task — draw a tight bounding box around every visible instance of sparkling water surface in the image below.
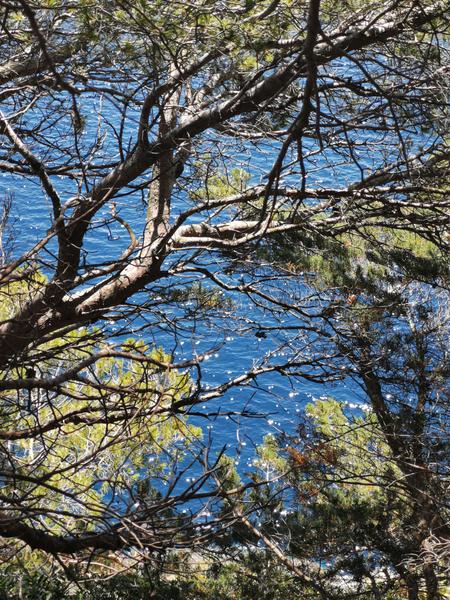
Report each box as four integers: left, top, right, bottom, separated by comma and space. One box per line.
1, 89, 423, 478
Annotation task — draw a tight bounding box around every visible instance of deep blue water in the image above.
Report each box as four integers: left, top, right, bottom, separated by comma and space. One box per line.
0, 85, 431, 483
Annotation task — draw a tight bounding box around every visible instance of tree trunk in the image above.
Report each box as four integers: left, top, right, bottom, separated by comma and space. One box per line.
406, 578, 420, 600
424, 563, 441, 600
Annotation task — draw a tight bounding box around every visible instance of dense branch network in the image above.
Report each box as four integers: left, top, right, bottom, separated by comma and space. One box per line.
0, 0, 448, 572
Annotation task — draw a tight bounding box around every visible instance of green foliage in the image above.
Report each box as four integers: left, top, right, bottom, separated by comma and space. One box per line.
0, 552, 409, 599
259, 224, 448, 293
0, 275, 201, 567
258, 398, 398, 507
190, 167, 251, 201
304, 399, 395, 495
0, 556, 307, 600
251, 398, 424, 594
0, 570, 153, 600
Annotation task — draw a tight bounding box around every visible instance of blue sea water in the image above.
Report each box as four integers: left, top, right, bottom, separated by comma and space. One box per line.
0, 86, 430, 483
